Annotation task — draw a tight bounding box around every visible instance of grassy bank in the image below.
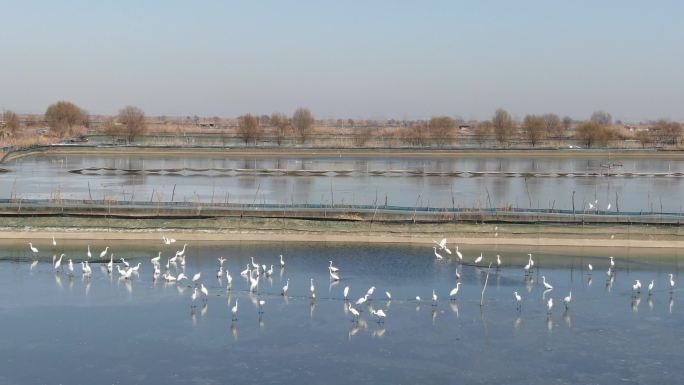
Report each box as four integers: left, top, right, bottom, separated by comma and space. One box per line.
3, 144, 684, 164
1, 216, 684, 249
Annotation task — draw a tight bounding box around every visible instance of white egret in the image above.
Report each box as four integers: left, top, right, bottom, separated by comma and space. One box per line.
366, 286, 376, 299
371, 309, 387, 323
163, 273, 177, 282
355, 295, 368, 306
416, 296, 421, 302
191, 287, 198, 307
609, 256, 615, 269
176, 244, 187, 257
523, 261, 531, 274
343, 286, 349, 300
192, 272, 201, 283
87, 245, 92, 259
542, 276, 553, 291
262, 264, 267, 273
563, 291, 572, 309
329, 261, 339, 273
329, 269, 340, 281
120, 257, 129, 268
130, 263, 141, 273
151, 252, 161, 265
169, 254, 178, 264
67, 259, 74, 275
449, 282, 461, 300
249, 272, 258, 292
250, 257, 259, 270
258, 300, 265, 314
528, 253, 535, 267
99, 246, 109, 259
606, 203, 611, 210
588, 263, 593, 273
513, 291, 522, 309
433, 247, 443, 261
200, 283, 209, 299
385, 291, 392, 300
217, 257, 226, 267
648, 280, 655, 295
496, 254, 502, 267
455, 245, 463, 261
633, 279, 642, 294
240, 265, 250, 276
52, 236, 56, 246
474, 253, 483, 264
231, 299, 239, 321
54, 254, 63, 271
266, 265, 274, 277
281, 279, 289, 296
279, 254, 285, 268
177, 273, 187, 281
309, 278, 315, 299
432, 289, 438, 306
547, 297, 553, 314
669, 274, 676, 293
433, 238, 451, 254
226, 270, 232, 286
348, 303, 360, 321
28, 243, 39, 254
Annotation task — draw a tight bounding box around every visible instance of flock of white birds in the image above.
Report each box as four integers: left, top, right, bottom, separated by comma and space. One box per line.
23, 235, 678, 326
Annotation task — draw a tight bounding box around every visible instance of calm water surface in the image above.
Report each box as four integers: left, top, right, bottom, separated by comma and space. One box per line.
3, 154, 684, 211
0, 241, 682, 384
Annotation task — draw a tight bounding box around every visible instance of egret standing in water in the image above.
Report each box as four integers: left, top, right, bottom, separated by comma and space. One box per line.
87, 245, 92, 259
52, 236, 56, 246
348, 303, 360, 322
328, 261, 339, 273
633, 280, 642, 295
433, 247, 444, 261
513, 291, 522, 311
54, 254, 63, 271
648, 280, 655, 296
432, 289, 438, 306
455, 245, 463, 261
99, 246, 109, 259
547, 298, 554, 314
279, 254, 285, 268
281, 279, 289, 296
343, 286, 349, 300
669, 274, 676, 293
449, 283, 461, 300
542, 276, 554, 291
588, 264, 593, 274
563, 291, 572, 309
385, 291, 392, 301
309, 278, 316, 299
231, 299, 239, 321
29, 243, 39, 254
474, 253, 483, 265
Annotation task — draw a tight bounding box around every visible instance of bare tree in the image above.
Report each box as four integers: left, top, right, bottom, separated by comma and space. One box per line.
2, 110, 21, 135
353, 124, 374, 147
45, 101, 85, 137
291, 108, 314, 143
428, 116, 456, 147
473, 121, 492, 147
590, 110, 612, 126
399, 122, 429, 146
492, 108, 514, 146
542, 113, 562, 139
270, 113, 290, 146
237, 113, 261, 144
561, 116, 573, 137
635, 130, 654, 148
522, 114, 546, 147
575, 121, 614, 148
118, 106, 147, 143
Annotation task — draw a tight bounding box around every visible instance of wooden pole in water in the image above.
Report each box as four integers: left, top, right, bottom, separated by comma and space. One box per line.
171, 184, 176, 202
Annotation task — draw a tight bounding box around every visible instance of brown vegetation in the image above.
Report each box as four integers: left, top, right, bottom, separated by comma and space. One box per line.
2, 110, 21, 135
118, 106, 147, 143
292, 108, 314, 143
492, 109, 514, 146
575, 121, 614, 148
428, 116, 456, 147
522, 115, 546, 147
270, 113, 290, 146
44, 101, 85, 137
237, 114, 261, 144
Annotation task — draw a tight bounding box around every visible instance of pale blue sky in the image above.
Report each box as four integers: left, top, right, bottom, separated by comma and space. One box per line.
1, 0, 683, 121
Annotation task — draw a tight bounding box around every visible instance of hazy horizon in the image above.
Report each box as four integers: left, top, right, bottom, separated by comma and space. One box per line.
1, 1, 683, 122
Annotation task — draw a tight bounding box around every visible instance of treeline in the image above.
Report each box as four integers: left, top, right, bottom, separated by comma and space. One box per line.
1, 101, 148, 143
2, 102, 682, 149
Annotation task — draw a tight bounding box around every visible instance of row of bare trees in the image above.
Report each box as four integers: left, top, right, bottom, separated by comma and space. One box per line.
236, 108, 315, 144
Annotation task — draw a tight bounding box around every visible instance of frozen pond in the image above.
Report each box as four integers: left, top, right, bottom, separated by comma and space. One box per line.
0, 241, 682, 384
3, 154, 684, 212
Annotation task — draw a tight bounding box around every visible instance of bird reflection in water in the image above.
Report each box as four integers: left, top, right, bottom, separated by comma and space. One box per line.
201, 303, 208, 317
449, 302, 459, 318
546, 316, 553, 332
372, 326, 386, 338
514, 314, 522, 330
631, 297, 641, 313
230, 323, 238, 341
309, 300, 316, 319
54, 272, 63, 289
669, 295, 674, 313
563, 310, 572, 328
